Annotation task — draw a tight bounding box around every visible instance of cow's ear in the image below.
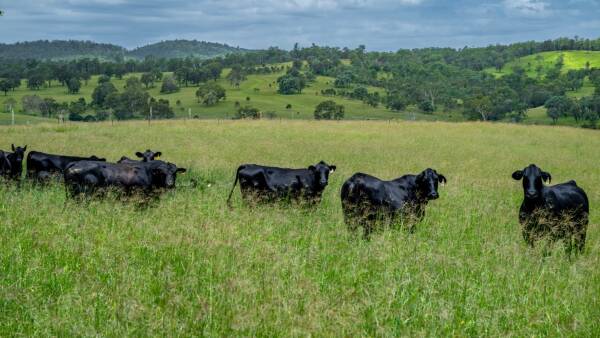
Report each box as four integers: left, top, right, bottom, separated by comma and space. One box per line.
11, 144, 15, 151
512, 170, 523, 181
176, 167, 186, 174
541, 171, 551, 183
329, 165, 336, 173
135, 152, 144, 158
155, 152, 162, 159
23, 145, 27, 151
308, 165, 316, 171
438, 174, 447, 185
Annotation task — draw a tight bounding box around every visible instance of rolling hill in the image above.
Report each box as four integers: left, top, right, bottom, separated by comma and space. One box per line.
0, 39, 247, 61
1, 64, 442, 121
128, 40, 247, 59
0, 40, 126, 61
485, 51, 600, 78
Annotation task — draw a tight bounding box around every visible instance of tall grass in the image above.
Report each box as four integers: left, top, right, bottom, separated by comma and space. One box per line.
1, 120, 599, 336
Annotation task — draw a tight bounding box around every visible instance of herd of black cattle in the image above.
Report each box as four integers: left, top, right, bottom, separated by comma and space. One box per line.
0, 144, 590, 251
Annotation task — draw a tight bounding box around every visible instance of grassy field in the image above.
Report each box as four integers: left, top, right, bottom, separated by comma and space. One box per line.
485, 51, 600, 78
1, 120, 599, 336
0, 112, 54, 126
1, 65, 444, 121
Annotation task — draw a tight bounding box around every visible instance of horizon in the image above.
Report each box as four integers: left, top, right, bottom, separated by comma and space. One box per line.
1, 1, 600, 51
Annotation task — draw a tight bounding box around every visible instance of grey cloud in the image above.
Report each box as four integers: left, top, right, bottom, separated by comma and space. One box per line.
0, 0, 598, 50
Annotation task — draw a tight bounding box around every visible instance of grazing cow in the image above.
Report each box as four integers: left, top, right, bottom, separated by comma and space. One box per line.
512, 164, 589, 252
64, 160, 186, 197
0, 144, 27, 180
226, 161, 337, 206
0, 151, 11, 178
26, 151, 106, 181
117, 149, 162, 164
341, 168, 447, 237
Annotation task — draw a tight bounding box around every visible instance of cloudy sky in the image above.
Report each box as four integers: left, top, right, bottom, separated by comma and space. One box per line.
1, 0, 599, 50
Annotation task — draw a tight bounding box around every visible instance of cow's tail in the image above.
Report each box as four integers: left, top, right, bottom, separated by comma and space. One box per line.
226, 166, 243, 208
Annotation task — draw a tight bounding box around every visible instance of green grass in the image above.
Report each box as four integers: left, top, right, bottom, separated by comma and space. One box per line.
1, 120, 599, 336
485, 51, 600, 78
0, 112, 54, 125
2, 65, 441, 121
485, 51, 600, 100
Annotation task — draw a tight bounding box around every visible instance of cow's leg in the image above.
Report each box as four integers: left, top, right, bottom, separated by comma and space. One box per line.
573, 213, 588, 253
520, 214, 536, 248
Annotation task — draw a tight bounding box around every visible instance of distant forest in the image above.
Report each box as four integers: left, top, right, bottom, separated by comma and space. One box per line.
1, 36, 600, 126
0, 40, 246, 60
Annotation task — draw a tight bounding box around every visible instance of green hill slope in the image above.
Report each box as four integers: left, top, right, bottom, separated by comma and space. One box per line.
485, 51, 600, 78
2, 64, 441, 121
0, 40, 246, 60
0, 40, 126, 60
128, 40, 246, 59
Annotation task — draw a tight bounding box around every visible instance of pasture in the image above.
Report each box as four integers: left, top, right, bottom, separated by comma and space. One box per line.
1, 120, 599, 336
485, 50, 600, 78
2, 67, 439, 121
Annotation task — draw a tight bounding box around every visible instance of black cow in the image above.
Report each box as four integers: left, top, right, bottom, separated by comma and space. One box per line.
0, 145, 27, 180
341, 168, 447, 237
26, 151, 106, 181
226, 161, 337, 206
64, 160, 186, 197
117, 149, 162, 164
0, 150, 11, 178
512, 164, 589, 252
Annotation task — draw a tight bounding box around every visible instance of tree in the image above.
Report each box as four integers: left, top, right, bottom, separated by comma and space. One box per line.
236, 106, 260, 119
0, 79, 12, 95
140, 72, 155, 88
105, 78, 150, 120
27, 74, 44, 90
149, 98, 174, 119
205, 61, 223, 81
98, 75, 111, 84
277, 71, 306, 95
386, 95, 407, 112
160, 75, 179, 94
21, 95, 44, 114
195, 83, 226, 106
418, 99, 435, 114
67, 77, 81, 94
463, 95, 492, 121
92, 82, 117, 108
314, 100, 345, 120
39, 98, 59, 117
334, 71, 353, 88
68, 97, 87, 115
227, 64, 246, 87
352, 87, 368, 100
544, 96, 573, 123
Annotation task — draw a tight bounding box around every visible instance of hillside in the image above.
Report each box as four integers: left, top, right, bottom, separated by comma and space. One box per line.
128, 40, 246, 59
2, 65, 443, 121
0, 40, 126, 60
0, 40, 246, 60
1, 120, 599, 336
485, 51, 600, 78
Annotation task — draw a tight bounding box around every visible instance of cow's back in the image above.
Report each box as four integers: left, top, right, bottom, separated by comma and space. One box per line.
545, 182, 589, 213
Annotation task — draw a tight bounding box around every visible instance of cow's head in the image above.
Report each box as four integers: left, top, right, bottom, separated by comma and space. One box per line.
512, 164, 551, 200
150, 161, 186, 189
10, 144, 27, 164
136, 149, 162, 162
308, 161, 336, 189
89, 155, 107, 162
416, 168, 446, 200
